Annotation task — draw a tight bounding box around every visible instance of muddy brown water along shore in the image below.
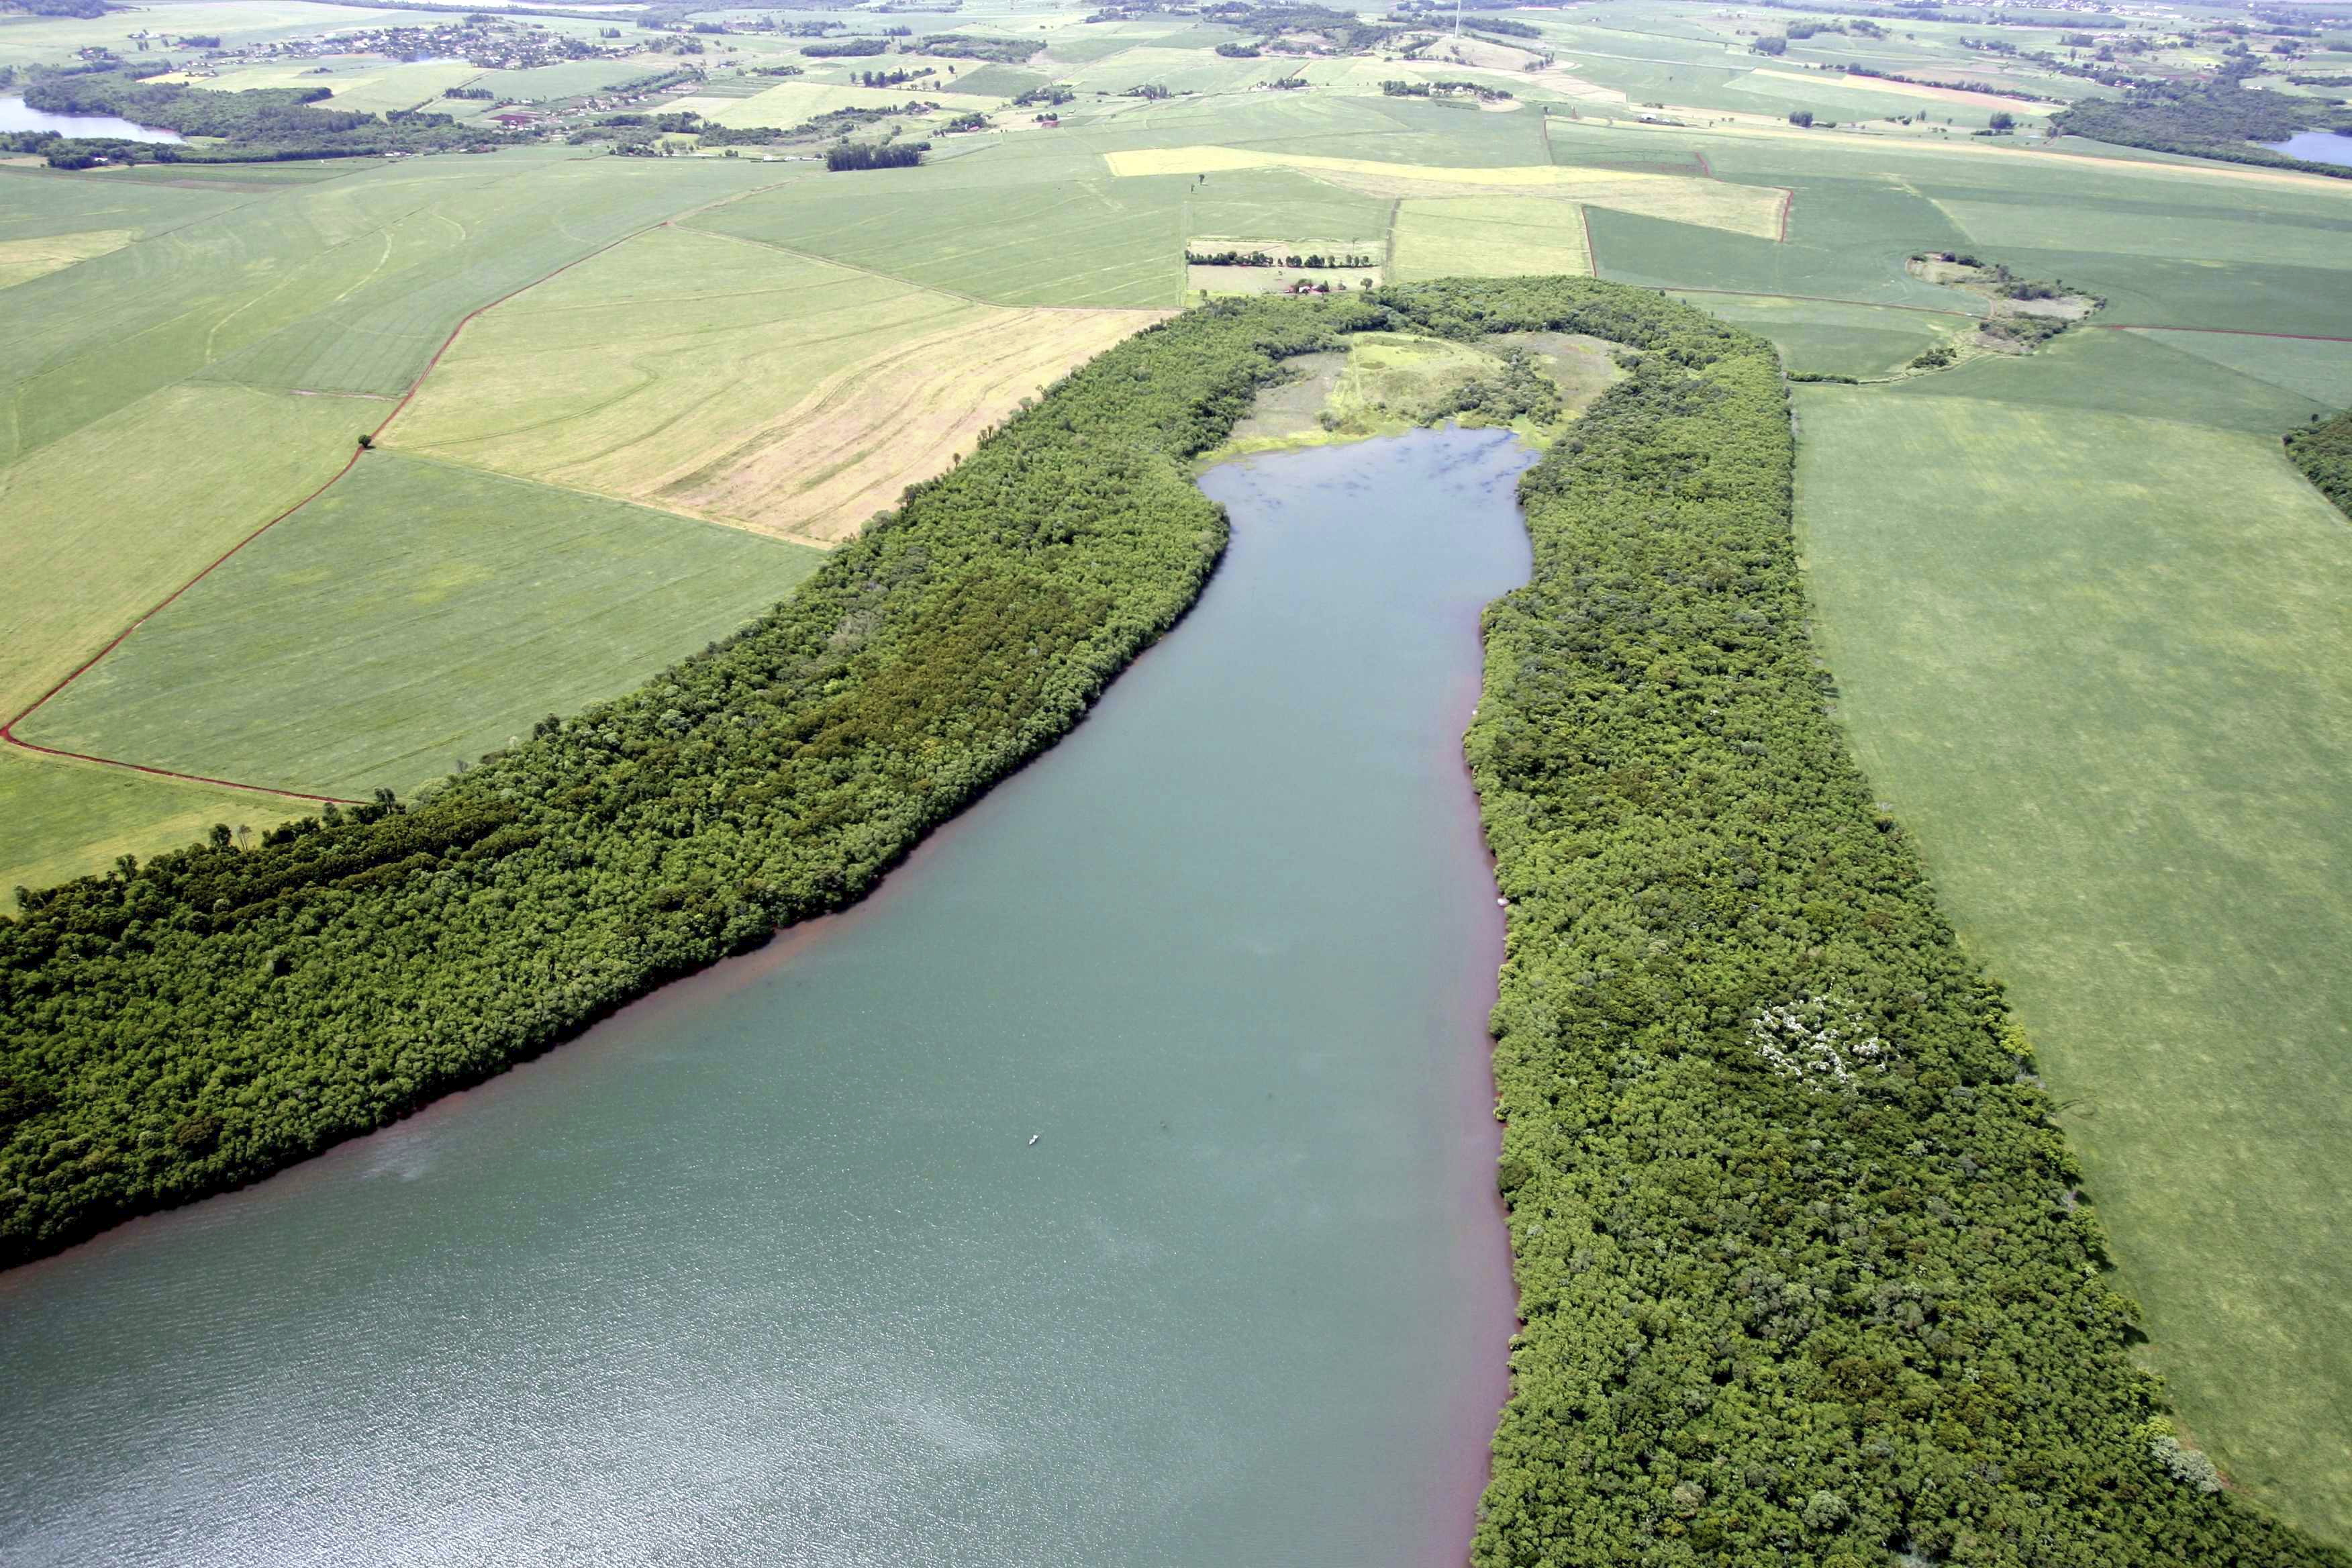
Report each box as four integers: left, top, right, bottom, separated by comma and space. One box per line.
0, 428, 1530, 1567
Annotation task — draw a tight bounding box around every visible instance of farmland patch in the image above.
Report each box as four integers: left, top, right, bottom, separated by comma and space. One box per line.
390, 226, 1160, 540
15, 454, 826, 801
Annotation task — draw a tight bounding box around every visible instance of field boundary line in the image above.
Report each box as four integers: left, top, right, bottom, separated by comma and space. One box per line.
1667, 285, 1977, 317
2094, 323, 2352, 344
3, 171, 806, 810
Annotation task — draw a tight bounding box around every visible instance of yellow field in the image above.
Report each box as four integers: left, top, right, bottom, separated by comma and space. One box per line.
1104, 146, 1784, 238
0, 228, 134, 290
388, 226, 1158, 542
0, 383, 359, 722
1390, 197, 1591, 283
708, 79, 1005, 128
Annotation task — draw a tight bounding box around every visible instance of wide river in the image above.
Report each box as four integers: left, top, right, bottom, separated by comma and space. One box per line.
0, 428, 1533, 1567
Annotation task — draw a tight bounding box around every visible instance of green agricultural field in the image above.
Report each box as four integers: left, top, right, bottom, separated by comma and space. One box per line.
1389, 195, 1591, 281
694, 161, 1185, 306
0, 384, 360, 726
0, 750, 294, 903
388, 224, 1159, 540
1795, 341, 2352, 1542
0, 1, 413, 68
1671, 291, 1965, 377
14, 454, 826, 801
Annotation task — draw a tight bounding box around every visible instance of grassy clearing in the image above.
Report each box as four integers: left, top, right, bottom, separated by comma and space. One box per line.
1795, 373, 2352, 1544
16, 453, 826, 801
391, 225, 1158, 541
0, 383, 360, 725
1390, 196, 1591, 282
0, 750, 295, 903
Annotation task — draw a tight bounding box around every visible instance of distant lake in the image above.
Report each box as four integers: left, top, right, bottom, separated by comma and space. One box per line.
2263, 130, 2352, 167
0, 95, 183, 143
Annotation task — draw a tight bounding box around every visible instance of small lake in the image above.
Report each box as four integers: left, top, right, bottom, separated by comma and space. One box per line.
0, 428, 1532, 1566
2262, 130, 2352, 167
0, 95, 184, 144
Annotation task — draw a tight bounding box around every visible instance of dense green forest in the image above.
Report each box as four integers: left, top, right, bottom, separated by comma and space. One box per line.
1, 277, 2339, 1564
1432, 276, 2345, 1566
2286, 409, 2352, 517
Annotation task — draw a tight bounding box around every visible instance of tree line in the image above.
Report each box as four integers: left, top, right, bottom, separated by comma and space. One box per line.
2286, 407, 2352, 518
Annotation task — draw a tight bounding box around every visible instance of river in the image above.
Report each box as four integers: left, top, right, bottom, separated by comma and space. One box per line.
0, 428, 1533, 1566
0, 95, 184, 143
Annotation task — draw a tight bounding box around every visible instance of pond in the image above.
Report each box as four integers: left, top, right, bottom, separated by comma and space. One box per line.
0, 428, 1533, 1566
0, 95, 184, 144
2261, 130, 2352, 167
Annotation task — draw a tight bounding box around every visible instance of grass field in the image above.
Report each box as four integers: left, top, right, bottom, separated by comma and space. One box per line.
1795, 352, 2352, 1543
1389, 196, 1591, 283
15, 453, 826, 800
390, 225, 1160, 540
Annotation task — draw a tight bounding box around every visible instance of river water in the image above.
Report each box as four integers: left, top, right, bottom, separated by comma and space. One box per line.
0, 428, 1532, 1567
0, 95, 184, 143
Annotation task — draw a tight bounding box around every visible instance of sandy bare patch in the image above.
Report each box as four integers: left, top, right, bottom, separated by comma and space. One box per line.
658, 308, 1165, 542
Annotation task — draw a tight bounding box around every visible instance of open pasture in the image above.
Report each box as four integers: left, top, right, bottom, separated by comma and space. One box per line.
389, 224, 1160, 540
14, 453, 826, 801
1389, 196, 1590, 282
1794, 348, 2352, 1544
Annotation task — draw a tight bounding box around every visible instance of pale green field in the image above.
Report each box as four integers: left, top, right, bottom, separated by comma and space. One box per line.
1389, 195, 1590, 282
16, 453, 826, 799
1796, 339, 2352, 1542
